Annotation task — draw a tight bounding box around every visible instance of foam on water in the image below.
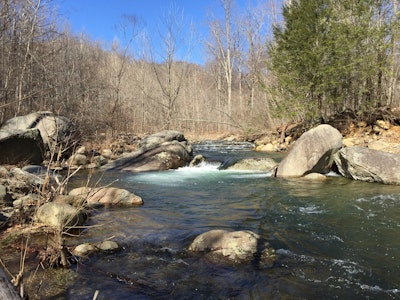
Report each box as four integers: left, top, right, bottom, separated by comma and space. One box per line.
177, 160, 221, 171
129, 160, 273, 187
298, 204, 326, 214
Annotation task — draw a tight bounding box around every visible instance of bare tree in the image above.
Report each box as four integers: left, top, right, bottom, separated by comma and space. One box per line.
106, 15, 141, 135
0, 0, 50, 120
239, 0, 278, 128
147, 5, 194, 130
206, 0, 240, 130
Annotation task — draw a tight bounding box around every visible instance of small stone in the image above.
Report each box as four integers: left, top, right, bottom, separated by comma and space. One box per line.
284, 136, 292, 145
97, 240, 120, 252
76, 146, 86, 154
69, 153, 88, 166
101, 149, 113, 159
376, 120, 390, 130
73, 243, 97, 256
368, 140, 388, 152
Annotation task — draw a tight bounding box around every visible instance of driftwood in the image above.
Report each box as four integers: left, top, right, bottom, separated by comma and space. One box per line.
0, 267, 21, 300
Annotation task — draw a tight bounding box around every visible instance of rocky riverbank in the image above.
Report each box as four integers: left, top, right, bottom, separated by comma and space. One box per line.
1, 108, 400, 298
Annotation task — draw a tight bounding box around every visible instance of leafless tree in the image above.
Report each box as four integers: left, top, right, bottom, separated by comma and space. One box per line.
207, 0, 237, 123
145, 5, 194, 130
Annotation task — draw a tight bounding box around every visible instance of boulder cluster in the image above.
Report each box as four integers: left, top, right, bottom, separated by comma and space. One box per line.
273, 124, 400, 185
1, 111, 400, 275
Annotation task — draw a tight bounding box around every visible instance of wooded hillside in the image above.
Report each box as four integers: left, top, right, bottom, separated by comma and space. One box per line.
1, 0, 399, 141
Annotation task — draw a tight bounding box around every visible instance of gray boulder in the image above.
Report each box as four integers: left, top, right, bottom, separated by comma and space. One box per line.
334, 146, 400, 184
276, 124, 342, 177
0, 128, 44, 164
103, 130, 193, 172
36, 202, 86, 228
139, 130, 186, 150
189, 229, 276, 265
0, 111, 80, 161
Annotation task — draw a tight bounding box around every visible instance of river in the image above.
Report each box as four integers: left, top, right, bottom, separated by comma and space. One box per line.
21, 142, 400, 298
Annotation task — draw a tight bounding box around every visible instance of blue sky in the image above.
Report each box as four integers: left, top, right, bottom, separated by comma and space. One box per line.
54, 0, 251, 64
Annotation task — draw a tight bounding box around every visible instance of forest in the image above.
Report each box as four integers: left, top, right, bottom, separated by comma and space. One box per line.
1, 0, 399, 141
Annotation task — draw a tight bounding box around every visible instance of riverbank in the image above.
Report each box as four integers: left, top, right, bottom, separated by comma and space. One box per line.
1, 108, 400, 298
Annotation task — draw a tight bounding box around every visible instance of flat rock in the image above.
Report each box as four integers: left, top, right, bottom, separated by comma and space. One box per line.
68, 187, 143, 207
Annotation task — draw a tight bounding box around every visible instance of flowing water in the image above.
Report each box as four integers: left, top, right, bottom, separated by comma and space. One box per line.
44, 142, 400, 298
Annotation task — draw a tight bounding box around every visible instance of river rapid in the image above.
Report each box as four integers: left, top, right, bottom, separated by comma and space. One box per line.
25, 142, 400, 298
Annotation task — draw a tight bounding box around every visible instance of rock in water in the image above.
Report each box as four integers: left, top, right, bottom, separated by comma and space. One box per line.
276, 124, 342, 177
334, 146, 400, 185
102, 130, 193, 172
189, 229, 276, 265
68, 187, 143, 207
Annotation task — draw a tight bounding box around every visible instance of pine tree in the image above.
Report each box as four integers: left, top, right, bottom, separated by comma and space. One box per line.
268, 0, 396, 122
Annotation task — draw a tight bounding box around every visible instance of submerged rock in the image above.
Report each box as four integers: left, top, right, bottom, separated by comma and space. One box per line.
300, 173, 327, 181
189, 229, 276, 266
189, 154, 206, 167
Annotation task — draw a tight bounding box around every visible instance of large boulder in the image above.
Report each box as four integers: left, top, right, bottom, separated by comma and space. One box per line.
103, 130, 193, 172
0, 111, 80, 161
334, 146, 400, 184
0, 128, 45, 164
188, 229, 276, 265
138, 130, 186, 150
68, 187, 143, 207
36, 202, 86, 228
276, 124, 342, 177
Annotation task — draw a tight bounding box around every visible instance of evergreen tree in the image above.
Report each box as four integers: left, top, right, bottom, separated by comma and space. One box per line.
268, 0, 396, 122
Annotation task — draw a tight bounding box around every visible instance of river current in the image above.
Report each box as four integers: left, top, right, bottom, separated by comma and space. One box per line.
55, 142, 400, 298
